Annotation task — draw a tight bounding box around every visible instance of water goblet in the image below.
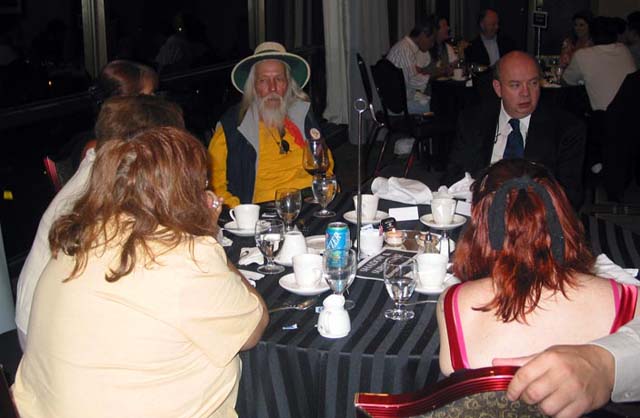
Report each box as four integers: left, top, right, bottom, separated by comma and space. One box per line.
254, 219, 285, 274
383, 256, 417, 321
312, 174, 337, 218
322, 248, 357, 310
275, 188, 302, 231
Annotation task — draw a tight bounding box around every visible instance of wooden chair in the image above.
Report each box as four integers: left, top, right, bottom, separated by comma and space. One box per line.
0, 364, 19, 418
354, 366, 546, 418
369, 58, 441, 176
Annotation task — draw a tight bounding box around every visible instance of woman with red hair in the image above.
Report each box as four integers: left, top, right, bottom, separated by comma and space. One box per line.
437, 159, 638, 376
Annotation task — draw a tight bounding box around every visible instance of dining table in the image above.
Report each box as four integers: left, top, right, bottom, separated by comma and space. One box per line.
222, 191, 640, 418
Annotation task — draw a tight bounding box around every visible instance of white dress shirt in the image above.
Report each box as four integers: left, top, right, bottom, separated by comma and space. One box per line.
481, 35, 500, 66
490, 102, 531, 164
387, 36, 432, 100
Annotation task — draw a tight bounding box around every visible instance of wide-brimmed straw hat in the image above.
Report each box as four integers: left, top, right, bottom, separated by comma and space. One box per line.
231, 41, 310, 93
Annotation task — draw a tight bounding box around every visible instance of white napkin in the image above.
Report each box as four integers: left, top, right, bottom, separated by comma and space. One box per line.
592, 254, 639, 286
238, 269, 264, 287
444, 173, 474, 202
371, 177, 432, 205
238, 247, 264, 266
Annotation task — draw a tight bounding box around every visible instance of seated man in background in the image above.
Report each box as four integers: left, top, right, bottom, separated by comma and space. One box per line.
209, 41, 333, 208
15, 95, 186, 349
464, 8, 516, 67
443, 51, 586, 208
386, 19, 436, 114
563, 16, 636, 112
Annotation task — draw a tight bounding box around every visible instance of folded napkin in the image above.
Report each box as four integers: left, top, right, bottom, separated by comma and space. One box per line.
592, 254, 639, 286
238, 247, 264, 266
436, 172, 473, 202
238, 269, 264, 287
371, 177, 432, 204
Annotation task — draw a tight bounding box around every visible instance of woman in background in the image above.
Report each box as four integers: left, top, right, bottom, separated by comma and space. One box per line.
560, 10, 594, 68
12, 127, 267, 418
437, 159, 637, 376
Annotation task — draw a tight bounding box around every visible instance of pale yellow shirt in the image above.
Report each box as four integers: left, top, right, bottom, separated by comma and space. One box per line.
12, 235, 262, 418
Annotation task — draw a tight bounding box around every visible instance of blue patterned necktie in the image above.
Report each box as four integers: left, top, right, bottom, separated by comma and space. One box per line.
503, 118, 524, 159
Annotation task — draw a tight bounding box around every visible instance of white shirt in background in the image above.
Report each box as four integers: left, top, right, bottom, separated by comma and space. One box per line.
490, 101, 531, 164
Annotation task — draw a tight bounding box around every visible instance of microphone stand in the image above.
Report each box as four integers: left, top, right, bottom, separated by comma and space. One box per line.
354, 98, 367, 261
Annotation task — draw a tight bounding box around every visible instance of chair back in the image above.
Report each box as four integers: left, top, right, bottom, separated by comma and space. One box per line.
43, 155, 74, 194
370, 58, 410, 123
0, 365, 19, 418
356, 53, 374, 104
354, 366, 546, 418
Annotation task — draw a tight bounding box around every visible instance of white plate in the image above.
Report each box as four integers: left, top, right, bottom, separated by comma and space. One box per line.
306, 235, 326, 255
343, 210, 389, 225
279, 273, 330, 296
223, 221, 255, 237
419, 214, 467, 230
414, 274, 461, 295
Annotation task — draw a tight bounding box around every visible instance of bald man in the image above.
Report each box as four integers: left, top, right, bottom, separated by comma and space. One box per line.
444, 51, 586, 208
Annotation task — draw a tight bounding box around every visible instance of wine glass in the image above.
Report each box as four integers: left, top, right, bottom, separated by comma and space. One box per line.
322, 249, 356, 310
383, 256, 417, 321
302, 137, 330, 203
312, 174, 337, 218
275, 188, 302, 231
254, 219, 285, 274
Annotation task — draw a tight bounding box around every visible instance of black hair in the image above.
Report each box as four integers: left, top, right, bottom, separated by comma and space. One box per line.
409, 17, 436, 38
591, 16, 619, 45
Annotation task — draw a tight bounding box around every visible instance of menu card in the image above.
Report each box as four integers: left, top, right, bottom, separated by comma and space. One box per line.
356, 248, 417, 281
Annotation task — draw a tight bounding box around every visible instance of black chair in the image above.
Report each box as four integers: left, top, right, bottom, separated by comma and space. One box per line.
369, 58, 440, 176
43, 154, 74, 194
0, 365, 19, 418
356, 53, 385, 174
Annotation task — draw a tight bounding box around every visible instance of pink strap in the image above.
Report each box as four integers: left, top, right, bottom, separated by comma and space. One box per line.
451, 284, 471, 369
609, 279, 638, 334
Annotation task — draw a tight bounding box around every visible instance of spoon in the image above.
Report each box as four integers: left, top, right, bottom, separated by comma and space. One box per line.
269, 297, 318, 313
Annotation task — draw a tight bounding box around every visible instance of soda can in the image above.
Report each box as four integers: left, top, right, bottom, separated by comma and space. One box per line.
326, 222, 351, 267
326, 222, 351, 251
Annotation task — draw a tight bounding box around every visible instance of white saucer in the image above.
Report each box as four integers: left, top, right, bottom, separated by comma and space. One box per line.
414, 274, 461, 295
306, 235, 326, 255
343, 210, 389, 225
419, 214, 467, 230
223, 221, 255, 237
279, 273, 330, 296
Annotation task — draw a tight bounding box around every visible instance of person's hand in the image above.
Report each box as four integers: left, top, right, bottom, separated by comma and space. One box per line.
493, 345, 614, 418
205, 190, 224, 224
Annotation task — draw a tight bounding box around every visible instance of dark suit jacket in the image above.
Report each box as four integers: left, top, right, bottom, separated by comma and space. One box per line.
443, 100, 586, 208
465, 34, 516, 66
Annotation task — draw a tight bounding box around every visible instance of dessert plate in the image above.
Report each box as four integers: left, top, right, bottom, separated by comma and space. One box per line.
223, 221, 255, 237
343, 210, 389, 225
279, 273, 330, 296
414, 274, 461, 295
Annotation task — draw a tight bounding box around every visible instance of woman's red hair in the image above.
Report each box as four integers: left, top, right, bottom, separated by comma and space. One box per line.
452, 159, 595, 323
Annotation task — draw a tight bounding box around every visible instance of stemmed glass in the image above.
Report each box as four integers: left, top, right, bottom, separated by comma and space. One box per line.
312, 174, 337, 218
254, 219, 285, 274
303, 137, 330, 203
383, 256, 417, 321
275, 188, 302, 231
322, 249, 357, 310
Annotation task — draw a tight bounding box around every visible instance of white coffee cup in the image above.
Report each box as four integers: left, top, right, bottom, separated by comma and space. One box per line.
292, 253, 322, 288
453, 68, 464, 80
416, 253, 448, 289
317, 294, 350, 338
353, 194, 379, 220
431, 198, 456, 225
278, 231, 308, 264
229, 204, 260, 230
359, 228, 383, 257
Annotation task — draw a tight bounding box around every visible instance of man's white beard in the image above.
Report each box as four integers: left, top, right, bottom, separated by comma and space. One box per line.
258, 93, 287, 131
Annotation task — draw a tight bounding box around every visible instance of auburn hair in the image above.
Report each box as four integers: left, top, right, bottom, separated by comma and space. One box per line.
452, 159, 595, 323
49, 127, 217, 282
